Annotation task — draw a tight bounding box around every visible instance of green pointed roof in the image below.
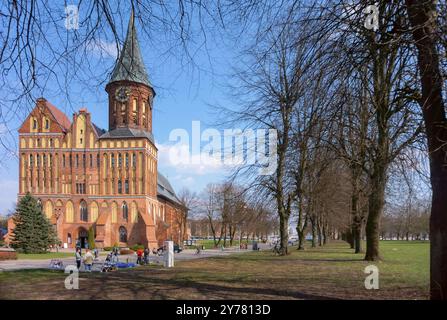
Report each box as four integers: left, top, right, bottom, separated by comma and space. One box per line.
108, 11, 153, 90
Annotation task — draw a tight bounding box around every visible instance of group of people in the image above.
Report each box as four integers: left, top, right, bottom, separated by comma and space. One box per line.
136, 247, 150, 265
75, 246, 159, 271
75, 247, 98, 272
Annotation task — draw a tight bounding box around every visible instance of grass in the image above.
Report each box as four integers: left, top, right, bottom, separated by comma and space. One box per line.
0, 240, 429, 300
195, 239, 250, 249
17, 252, 75, 260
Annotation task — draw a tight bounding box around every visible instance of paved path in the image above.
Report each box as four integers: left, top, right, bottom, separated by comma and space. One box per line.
0, 247, 257, 271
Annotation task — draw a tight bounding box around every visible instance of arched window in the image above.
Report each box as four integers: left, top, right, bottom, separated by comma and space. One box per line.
119, 226, 127, 242
125, 180, 129, 194
111, 154, 115, 167
122, 202, 128, 221
66, 201, 74, 223
67, 233, 72, 244
118, 180, 122, 194
125, 153, 129, 167
118, 153, 122, 167
80, 200, 88, 222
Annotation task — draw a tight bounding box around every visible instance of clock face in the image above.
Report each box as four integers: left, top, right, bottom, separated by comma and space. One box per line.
115, 87, 130, 102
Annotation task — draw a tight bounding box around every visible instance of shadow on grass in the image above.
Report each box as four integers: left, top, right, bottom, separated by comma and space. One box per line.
87, 269, 340, 300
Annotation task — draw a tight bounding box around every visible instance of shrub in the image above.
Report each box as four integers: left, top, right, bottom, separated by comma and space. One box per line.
130, 244, 144, 251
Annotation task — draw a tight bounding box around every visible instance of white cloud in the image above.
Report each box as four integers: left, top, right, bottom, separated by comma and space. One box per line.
157, 141, 228, 176
86, 39, 119, 59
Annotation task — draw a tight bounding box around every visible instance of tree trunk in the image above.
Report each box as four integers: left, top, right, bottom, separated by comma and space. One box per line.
311, 215, 317, 248
279, 214, 289, 255
296, 194, 307, 250
406, 0, 447, 300
365, 166, 386, 261
297, 229, 306, 250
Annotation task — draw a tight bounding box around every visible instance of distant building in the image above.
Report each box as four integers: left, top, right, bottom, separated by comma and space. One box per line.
5, 12, 186, 249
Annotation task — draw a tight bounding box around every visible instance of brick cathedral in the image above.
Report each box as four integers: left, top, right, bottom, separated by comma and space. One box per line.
5, 12, 187, 250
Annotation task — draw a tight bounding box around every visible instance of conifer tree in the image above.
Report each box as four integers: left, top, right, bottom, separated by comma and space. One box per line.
11, 193, 58, 253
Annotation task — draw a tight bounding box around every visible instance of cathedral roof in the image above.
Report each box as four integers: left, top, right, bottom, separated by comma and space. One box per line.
157, 173, 183, 206
108, 10, 153, 91
39, 98, 71, 132
99, 127, 155, 143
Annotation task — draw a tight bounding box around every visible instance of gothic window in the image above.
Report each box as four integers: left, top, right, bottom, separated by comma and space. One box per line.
49, 139, 53, 147
125, 180, 129, 194
33, 119, 37, 130
111, 154, 115, 167
49, 154, 52, 166
63, 154, 66, 167
89, 154, 93, 167
80, 200, 88, 222
43, 154, 46, 166
76, 155, 79, 167
132, 153, 136, 167
96, 154, 100, 167
76, 183, 86, 194
45, 119, 49, 130
118, 180, 122, 194
37, 154, 40, 167
132, 99, 138, 125
122, 202, 128, 221
30, 154, 33, 166
82, 154, 86, 167
125, 153, 129, 167
119, 226, 127, 242
118, 153, 122, 167
69, 155, 72, 167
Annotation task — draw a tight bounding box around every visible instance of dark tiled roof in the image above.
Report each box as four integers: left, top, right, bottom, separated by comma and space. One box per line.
99, 127, 154, 143
91, 123, 106, 137
157, 173, 182, 206
108, 11, 153, 90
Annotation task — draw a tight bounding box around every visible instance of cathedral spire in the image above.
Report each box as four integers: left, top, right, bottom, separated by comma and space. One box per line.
108, 9, 153, 91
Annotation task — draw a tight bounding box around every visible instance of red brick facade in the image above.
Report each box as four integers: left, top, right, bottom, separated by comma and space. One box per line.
5, 12, 186, 250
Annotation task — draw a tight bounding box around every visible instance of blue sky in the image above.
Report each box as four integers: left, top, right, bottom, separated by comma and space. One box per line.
0, 4, 245, 215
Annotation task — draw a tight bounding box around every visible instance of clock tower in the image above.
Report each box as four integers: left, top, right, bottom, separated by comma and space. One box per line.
105, 10, 155, 133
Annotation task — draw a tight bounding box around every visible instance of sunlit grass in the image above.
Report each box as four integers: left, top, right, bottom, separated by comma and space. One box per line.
0, 240, 429, 300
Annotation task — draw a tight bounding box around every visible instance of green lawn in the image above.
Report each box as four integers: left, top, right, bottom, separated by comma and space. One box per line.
195, 239, 250, 249
17, 252, 75, 260
0, 240, 429, 300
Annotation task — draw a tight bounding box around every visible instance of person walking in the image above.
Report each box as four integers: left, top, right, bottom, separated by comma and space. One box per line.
75, 247, 82, 270
143, 247, 150, 265
136, 248, 143, 265
83, 249, 94, 272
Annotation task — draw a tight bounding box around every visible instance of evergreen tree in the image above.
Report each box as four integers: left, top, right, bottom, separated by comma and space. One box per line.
11, 193, 57, 253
